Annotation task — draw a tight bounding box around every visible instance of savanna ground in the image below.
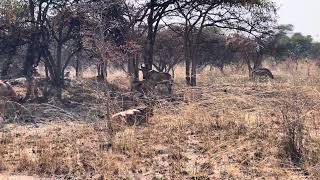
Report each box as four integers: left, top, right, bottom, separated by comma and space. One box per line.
0, 61, 320, 179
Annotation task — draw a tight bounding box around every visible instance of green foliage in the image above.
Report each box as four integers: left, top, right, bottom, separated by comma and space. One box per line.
270, 24, 320, 61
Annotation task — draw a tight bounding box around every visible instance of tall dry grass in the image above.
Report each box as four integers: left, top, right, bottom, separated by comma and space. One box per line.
0, 60, 319, 179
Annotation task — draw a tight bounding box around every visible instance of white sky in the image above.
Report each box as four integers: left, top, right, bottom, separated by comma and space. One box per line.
274, 0, 320, 41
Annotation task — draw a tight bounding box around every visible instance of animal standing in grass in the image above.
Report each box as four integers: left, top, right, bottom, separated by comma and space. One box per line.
138, 64, 173, 93
252, 68, 274, 80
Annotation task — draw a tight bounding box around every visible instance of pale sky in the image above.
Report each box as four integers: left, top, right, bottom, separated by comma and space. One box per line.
275, 0, 320, 41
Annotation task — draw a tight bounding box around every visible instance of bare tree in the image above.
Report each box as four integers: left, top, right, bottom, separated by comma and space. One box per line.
137, 0, 180, 78
166, 0, 276, 86
83, 0, 130, 81
0, 0, 28, 79
153, 29, 183, 74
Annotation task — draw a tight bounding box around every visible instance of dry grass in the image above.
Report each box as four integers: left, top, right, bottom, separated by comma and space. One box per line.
0, 61, 320, 179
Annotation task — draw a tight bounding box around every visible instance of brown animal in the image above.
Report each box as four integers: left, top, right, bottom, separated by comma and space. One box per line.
252, 68, 274, 80
0, 80, 22, 102
139, 64, 173, 93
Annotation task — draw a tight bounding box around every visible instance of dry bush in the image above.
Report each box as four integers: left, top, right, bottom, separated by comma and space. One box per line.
113, 128, 138, 154
278, 92, 320, 178
280, 103, 304, 166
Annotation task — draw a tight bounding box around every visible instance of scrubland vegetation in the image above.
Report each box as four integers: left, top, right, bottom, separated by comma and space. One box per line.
1, 0, 320, 179
0, 61, 319, 179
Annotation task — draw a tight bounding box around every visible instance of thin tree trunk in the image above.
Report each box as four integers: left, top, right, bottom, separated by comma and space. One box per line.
128, 58, 134, 77
56, 42, 63, 100
191, 54, 197, 86
97, 61, 107, 81
75, 54, 82, 78
186, 59, 191, 85
253, 51, 262, 70
247, 58, 253, 79
97, 63, 103, 80
1, 56, 13, 79
171, 68, 175, 79
184, 33, 191, 85
143, 0, 156, 78
45, 63, 49, 80
103, 61, 107, 80
134, 55, 139, 81
23, 33, 38, 102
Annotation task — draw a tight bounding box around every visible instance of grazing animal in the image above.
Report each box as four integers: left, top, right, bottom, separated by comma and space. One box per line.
252, 68, 274, 80
0, 80, 22, 102
139, 64, 173, 93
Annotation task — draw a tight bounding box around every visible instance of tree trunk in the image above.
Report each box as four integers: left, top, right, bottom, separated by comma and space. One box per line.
45, 63, 49, 80
191, 53, 197, 86
23, 32, 38, 102
185, 59, 191, 85
253, 51, 262, 70
55, 41, 63, 100
143, 0, 156, 79
75, 54, 82, 78
246, 58, 253, 79
97, 61, 107, 81
133, 56, 139, 81
1, 56, 13, 79
128, 56, 135, 78
184, 32, 191, 85
43, 57, 55, 81
171, 68, 175, 79
143, 36, 155, 79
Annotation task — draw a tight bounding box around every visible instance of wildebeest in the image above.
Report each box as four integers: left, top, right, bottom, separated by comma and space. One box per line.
0, 80, 22, 102
252, 68, 274, 80
139, 64, 173, 93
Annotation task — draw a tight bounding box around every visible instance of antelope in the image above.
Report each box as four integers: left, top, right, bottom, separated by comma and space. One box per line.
252, 68, 274, 80
0, 80, 23, 102
139, 64, 173, 93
